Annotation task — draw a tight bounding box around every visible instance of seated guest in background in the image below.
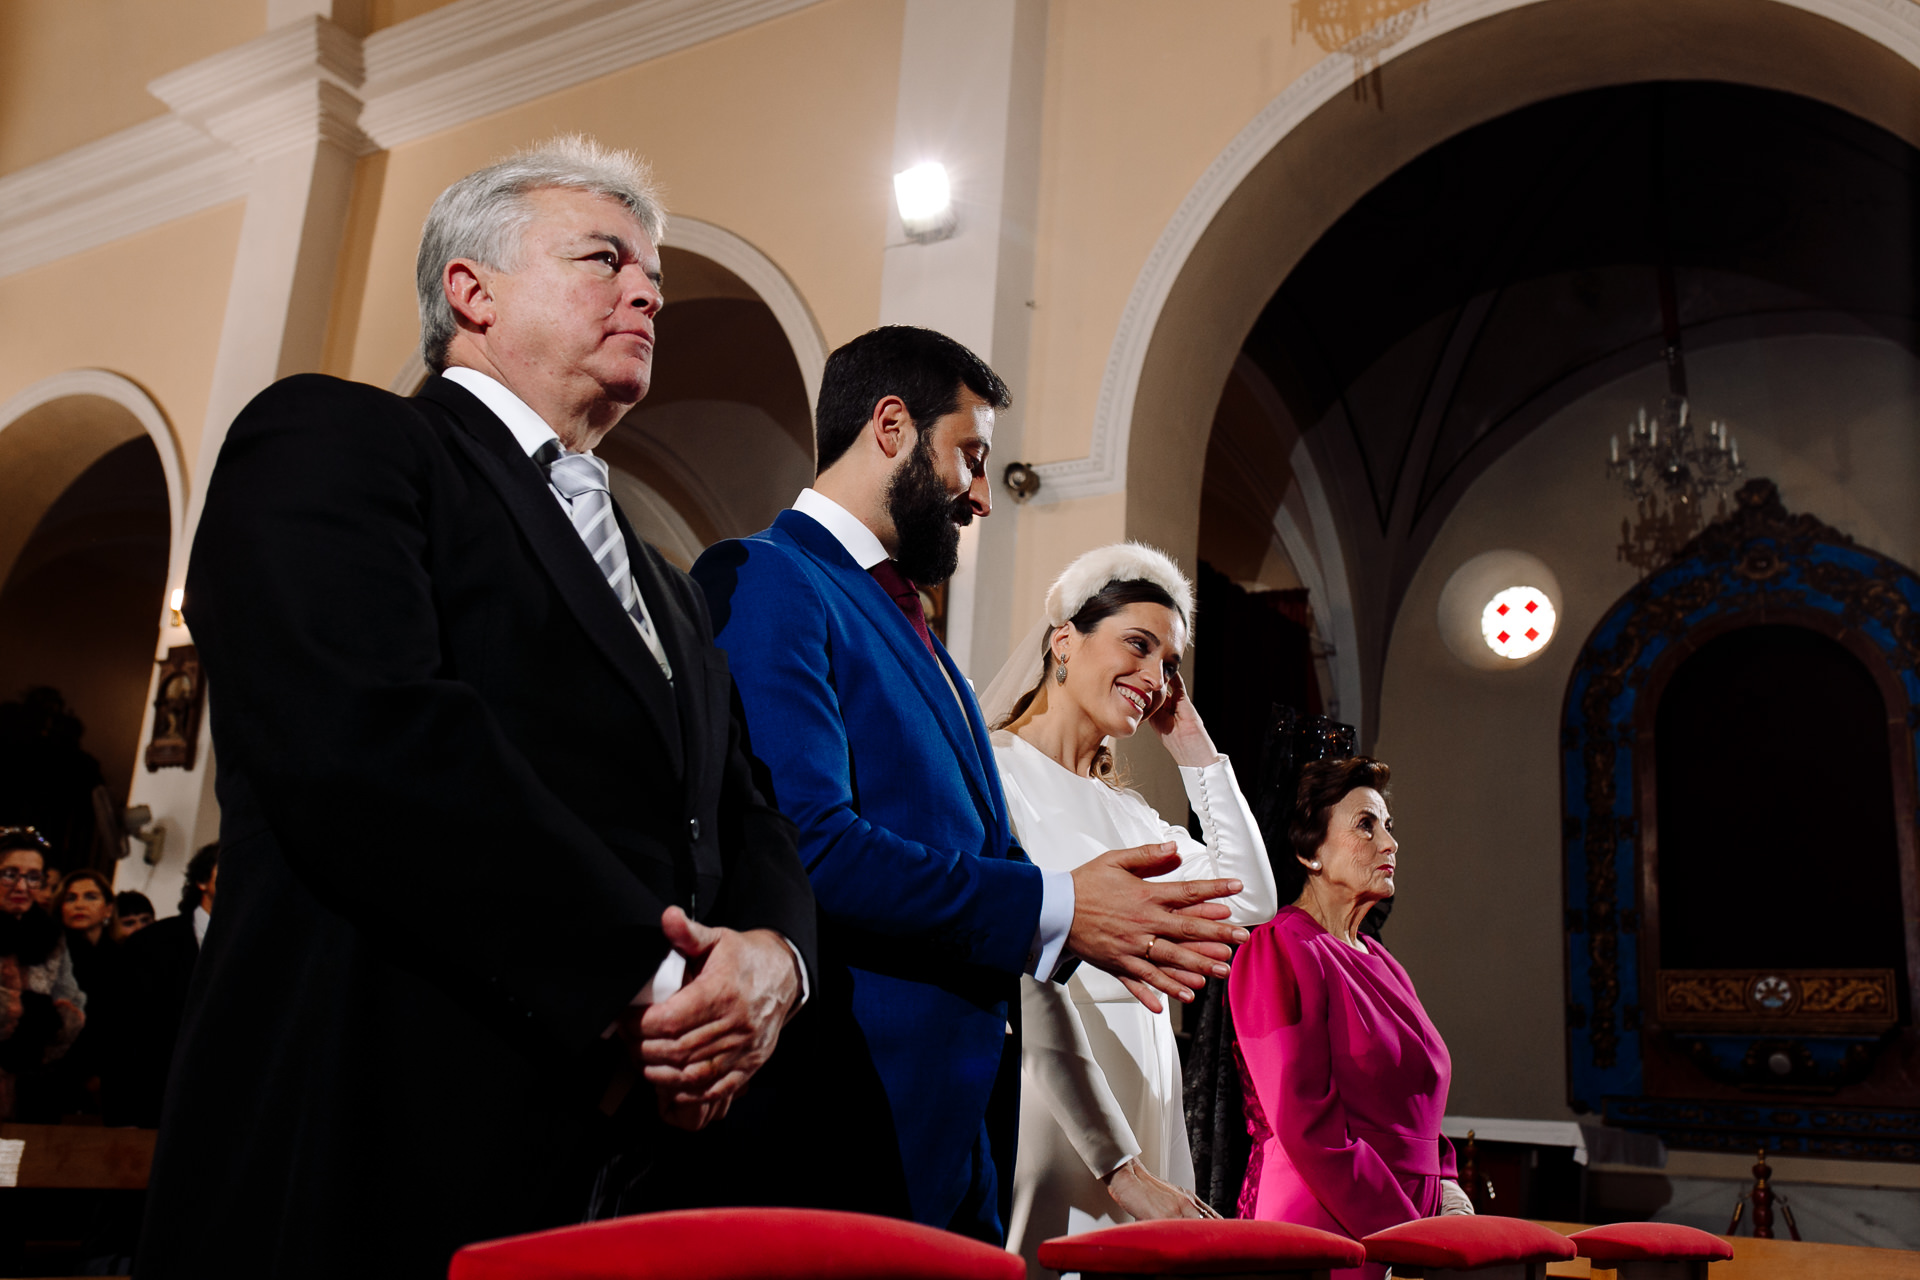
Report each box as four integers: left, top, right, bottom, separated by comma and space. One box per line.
978, 542, 1278, 1272
0, 830, 85, 1119
58, 869, 117, 967
112, 892, 155, 940
114, 843, 217, 1127
1229, 758, 1469, 1280
39, 868, 124, 1117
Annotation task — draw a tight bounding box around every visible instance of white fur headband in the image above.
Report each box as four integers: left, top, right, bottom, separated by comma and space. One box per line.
1043, 542, 1195, 636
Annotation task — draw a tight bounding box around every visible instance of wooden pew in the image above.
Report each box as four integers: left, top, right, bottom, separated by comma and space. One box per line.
0, 1123, 154, 1190
0, 1124, 154, 1278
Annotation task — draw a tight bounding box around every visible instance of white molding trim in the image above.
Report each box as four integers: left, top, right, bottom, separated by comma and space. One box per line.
1032, 0, 1920, 503
668, 216, 828, 412
0, 0, 823, 281
358, 0, 823, 149
150, 15, 371, 161
0, 116, 247, 277
0, 369, 189, 551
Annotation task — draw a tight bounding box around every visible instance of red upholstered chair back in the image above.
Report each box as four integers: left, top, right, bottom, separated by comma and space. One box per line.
1361, 1216, 1576, 1279
447, 1208, 1026, 1280
1568, 1222, 1734, 1279
1037, 1219, 1367, 1278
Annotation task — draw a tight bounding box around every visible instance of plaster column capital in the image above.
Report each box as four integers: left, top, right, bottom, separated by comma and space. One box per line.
148, 15, 375, 162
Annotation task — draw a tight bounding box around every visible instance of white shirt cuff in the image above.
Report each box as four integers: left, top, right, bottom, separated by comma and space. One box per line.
602, 933, 810, 1038
630, 936, 811, 1008
633, 948, 689, 1006
1028, 868, 1076, 979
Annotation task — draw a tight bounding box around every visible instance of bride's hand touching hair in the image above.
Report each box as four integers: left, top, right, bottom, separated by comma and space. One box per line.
1147, 671, 1221, 769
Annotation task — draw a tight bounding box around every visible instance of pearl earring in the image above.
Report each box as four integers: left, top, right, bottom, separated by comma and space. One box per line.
1309, 860, 1322, 871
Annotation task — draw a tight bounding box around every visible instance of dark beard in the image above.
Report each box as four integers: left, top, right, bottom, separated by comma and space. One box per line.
886, 434, 974, 586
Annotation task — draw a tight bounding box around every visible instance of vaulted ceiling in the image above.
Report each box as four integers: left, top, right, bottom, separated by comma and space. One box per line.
1215, 79, 1920, 729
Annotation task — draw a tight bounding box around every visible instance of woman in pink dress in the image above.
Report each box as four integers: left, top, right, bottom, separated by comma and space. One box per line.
1228, 757, 1471, 1278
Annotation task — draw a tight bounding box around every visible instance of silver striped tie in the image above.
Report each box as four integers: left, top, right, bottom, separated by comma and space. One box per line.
542, 446, 673, 680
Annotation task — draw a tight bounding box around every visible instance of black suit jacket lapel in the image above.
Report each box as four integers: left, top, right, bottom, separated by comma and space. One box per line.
416, 377, 684, 777
616, 502, 707, 774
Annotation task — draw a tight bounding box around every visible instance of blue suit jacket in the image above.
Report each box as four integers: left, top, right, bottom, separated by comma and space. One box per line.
694, 508, 1043, 1233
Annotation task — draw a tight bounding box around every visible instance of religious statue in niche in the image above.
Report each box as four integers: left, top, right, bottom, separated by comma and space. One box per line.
145, 645, 204, 772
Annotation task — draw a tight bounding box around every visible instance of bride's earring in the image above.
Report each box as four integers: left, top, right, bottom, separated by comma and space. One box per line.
1053, 654, 1069, 684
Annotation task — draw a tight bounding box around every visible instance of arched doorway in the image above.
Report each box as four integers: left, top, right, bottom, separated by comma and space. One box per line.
1060, 0, 1920, 743
1192, 75, 1920, 743
597, 240, 817, 570
0, 374, 184, 874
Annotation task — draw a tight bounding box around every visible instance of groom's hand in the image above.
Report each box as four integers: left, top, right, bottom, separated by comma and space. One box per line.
622, 907, 802, 1126
1068, 842, 1247, 1013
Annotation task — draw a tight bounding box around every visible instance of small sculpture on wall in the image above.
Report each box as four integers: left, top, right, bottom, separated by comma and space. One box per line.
145, 645, 204, 772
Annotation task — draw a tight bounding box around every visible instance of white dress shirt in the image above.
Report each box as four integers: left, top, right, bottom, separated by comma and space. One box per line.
789, 488, 1075, 980
442, 365, 804, 1014
441, 366, 673, 679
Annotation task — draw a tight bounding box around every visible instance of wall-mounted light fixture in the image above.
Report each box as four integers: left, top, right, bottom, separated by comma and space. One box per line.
894, 161, 956, 243
169, 587, 185, 629
1002, 461, 1041, 503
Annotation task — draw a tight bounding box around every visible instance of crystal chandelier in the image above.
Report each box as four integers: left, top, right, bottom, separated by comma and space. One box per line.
1292, 0, 1427, 105
1604, 97, 1748, 576
1606, 383, 1743, 575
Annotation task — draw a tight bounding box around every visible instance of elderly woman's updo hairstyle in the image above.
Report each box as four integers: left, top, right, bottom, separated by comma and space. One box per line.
1272, 757, 1391, 904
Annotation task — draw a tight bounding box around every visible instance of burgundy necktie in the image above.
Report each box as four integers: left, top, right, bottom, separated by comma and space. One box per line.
869, 559, 938, 661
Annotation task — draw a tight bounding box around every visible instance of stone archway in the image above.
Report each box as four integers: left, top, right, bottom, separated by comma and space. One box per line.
0, 372, 188, 859
1039, 0, 1920, 741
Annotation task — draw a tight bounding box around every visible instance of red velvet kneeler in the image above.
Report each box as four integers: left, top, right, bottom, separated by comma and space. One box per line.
1038, 1219, 1367, 1278
1362, 1217, 1576, 1279
448, 1208, 1026, 1280
1568, 1223, 1733, 1278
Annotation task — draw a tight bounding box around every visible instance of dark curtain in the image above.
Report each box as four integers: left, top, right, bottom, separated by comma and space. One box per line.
1184, 564, 1352, 1213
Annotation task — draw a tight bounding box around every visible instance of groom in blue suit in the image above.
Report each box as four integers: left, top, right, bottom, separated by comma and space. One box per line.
692, 326, 1248, 1241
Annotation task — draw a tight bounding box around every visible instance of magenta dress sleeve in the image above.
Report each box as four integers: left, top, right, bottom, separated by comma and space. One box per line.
1230, 920, 1423, 1238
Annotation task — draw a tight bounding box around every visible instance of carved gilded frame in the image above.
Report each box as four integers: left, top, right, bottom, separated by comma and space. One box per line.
1562, 480, 1920, 1158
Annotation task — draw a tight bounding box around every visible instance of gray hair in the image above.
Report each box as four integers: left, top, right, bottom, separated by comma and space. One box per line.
414, 135, 667, 373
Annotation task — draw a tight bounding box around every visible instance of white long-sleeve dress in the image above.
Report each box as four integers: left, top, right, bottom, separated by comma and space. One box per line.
993, 729, 1278, 1274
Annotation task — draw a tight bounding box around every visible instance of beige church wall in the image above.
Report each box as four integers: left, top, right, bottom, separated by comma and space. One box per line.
0, 0, 265, 176
1003, 1, 1338, 690
0, 201, 246, 492
1374, 332, 1920, 1121
1020, 1, 1330, 469
1005, 489, 1126, 636
366, 0, 464, 34
339, 0, 904, 392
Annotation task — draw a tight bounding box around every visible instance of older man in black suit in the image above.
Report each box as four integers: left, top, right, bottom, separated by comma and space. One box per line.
139, 137, 816, 1279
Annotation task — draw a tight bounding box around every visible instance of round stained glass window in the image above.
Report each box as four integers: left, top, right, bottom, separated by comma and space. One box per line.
1481, 586, 1556, 660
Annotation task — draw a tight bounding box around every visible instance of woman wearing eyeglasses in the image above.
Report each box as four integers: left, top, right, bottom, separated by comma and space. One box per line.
0, 831, 85, 1118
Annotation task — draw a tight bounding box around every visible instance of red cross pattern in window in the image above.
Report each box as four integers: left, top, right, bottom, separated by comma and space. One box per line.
1479, 585, 1556, 660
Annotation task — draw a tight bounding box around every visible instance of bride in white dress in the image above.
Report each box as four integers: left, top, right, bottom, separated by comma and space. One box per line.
980, 543, 1278, 1274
